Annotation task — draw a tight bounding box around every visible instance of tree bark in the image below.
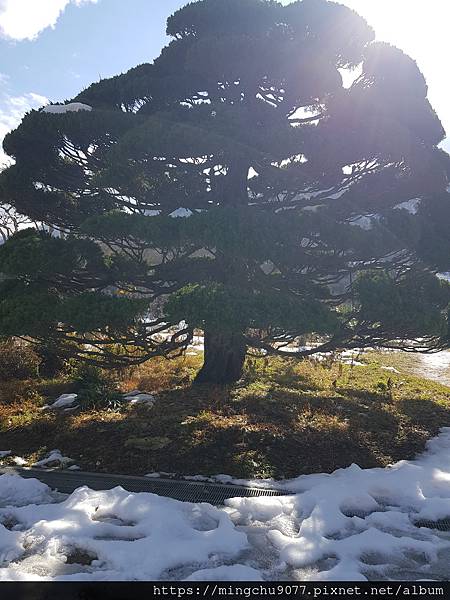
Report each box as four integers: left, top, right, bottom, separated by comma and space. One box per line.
194, 328, 246, 385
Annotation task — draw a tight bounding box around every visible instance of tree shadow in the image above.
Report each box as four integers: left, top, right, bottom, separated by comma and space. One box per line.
3, 379, 450, 482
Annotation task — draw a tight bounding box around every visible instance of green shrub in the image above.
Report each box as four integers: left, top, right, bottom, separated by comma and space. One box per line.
0, 338, 40, 381
73, 364, 123, 411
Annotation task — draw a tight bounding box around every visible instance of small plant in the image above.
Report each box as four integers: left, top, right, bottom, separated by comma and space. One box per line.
73, 365, 123, 411
244, 358, 258, 381
374, 381, 388, 393
322, 352, 337, 370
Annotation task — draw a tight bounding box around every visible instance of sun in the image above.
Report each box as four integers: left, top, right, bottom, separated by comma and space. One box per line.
282, 0, 450, 149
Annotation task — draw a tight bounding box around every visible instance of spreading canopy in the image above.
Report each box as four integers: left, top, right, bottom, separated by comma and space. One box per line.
1, 0, 450, 382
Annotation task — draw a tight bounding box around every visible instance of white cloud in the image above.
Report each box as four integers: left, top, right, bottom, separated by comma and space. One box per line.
0, 90, 48, 168
0, 0, 97, 41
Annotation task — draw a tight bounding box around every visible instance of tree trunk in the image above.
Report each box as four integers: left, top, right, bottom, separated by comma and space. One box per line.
194, 328, 246, 385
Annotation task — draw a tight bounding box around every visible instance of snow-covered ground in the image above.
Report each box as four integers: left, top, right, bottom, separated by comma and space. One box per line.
2, 429, 450, 581
414, 351, 450, 388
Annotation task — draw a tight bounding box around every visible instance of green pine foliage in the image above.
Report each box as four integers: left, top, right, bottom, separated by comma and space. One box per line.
1, 0, 450, 383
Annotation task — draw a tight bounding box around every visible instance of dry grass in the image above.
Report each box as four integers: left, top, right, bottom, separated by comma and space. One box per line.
1, 351, 450, 479
119, 354, 203, 393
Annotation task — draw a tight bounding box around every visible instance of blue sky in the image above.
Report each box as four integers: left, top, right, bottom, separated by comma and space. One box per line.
0, 0, 449, 166
0, 0, 185, 165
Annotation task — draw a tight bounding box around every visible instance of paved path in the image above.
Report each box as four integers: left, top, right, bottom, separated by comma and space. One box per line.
414, 350, 450, 387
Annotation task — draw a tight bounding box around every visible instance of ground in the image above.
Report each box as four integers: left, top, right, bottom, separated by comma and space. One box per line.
2, 351, 450, 479
2, 351, 450, 581
1, 428, 450, 581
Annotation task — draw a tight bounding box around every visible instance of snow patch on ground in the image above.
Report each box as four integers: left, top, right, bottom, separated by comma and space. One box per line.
2, 430, 450, 580
123, 392, 155, 406
411, 351, 450, 388
32, 449, 74, 469
43, 393, 78, 410
420, 352, 450, 371
0, 474, 57, 508
169, 207, 193, 218
0, 484, 247, 580
184, 564, 263, 581
394, 198, 421, 214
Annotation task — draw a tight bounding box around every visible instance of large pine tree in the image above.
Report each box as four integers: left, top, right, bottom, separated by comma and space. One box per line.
1, 0, 450, 384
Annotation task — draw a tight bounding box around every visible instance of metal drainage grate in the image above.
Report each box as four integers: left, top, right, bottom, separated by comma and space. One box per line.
342, 509, 377, 519
414, 518, 450, 532
0, 467, 287, 505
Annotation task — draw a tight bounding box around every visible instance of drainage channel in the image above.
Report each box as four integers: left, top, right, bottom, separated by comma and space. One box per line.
4, 467, 450, 533
340, 506, 450, 533
0, 466, 288, 505
414, 518, 450, 532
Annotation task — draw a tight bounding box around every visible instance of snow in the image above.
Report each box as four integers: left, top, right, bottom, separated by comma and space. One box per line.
0, 474, 56, 508
123, 391, 155, 406
184, 475, 216, 483
169, 208, 193, 218
225, 430, 450, 580
189, 335, 204, 350
394, 198, 421, 214
145, 472, 175, 479
413, 351, 450, 388
0, 452, 11, 459
185, 564, 263, 581
0, 484, 248, 580
12, 458, 27, 467
124, 394, 156, 405
418, 351, 450, 376
2, 429, 450, 580
32, 449, 74, 469
348, 215, 375, 230
47, 393, 78, 409
42, 103, 92, 114
340, 359, 364, 366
